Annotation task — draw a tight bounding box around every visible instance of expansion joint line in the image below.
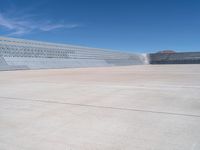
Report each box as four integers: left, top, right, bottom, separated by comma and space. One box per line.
0, 96, 200, 118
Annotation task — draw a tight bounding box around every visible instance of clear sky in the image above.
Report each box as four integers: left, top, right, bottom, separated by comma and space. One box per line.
0, 0, 200, 53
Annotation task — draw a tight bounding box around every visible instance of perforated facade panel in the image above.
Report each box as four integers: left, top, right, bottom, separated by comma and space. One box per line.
0, 37, 145, 70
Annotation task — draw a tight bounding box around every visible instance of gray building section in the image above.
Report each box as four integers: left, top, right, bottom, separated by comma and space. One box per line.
149, 52, 200, 64
0, 37, 146, 70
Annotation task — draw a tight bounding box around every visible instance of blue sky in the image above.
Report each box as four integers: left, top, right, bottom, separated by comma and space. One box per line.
0, 0, 200, 53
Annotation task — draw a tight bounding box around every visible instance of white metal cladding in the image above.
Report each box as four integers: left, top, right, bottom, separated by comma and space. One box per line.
0, 37, 141, 59
0, 36, 146, 70
4, 57, 111, 69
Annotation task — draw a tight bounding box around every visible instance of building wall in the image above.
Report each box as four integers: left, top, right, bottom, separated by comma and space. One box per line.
149, 52, 200, 64
0, 37, 146, 70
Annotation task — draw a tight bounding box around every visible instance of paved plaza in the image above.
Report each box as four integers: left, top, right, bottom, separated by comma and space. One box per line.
0, 65, 200, 150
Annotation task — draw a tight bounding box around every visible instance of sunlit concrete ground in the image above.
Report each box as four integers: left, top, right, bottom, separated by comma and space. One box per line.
0, 64, 200, 150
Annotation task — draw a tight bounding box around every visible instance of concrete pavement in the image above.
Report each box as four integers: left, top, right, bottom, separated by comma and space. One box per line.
0, 65, 200, 150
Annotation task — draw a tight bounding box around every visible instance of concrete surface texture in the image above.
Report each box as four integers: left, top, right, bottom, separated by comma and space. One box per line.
0, 64, 200, 150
